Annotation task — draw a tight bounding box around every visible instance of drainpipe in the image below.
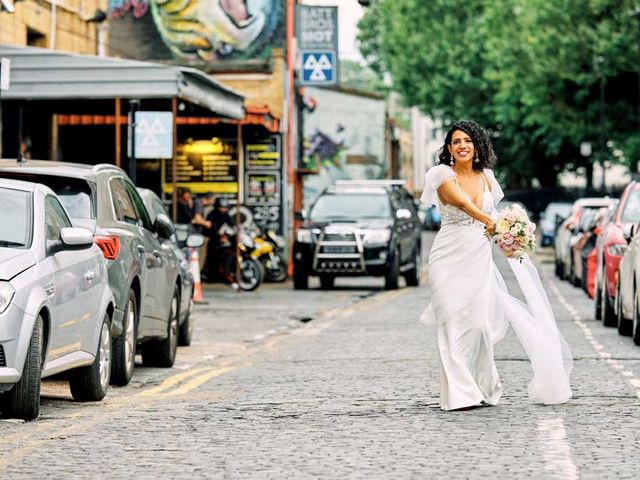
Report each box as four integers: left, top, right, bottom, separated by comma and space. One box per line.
49, 0, 57, 50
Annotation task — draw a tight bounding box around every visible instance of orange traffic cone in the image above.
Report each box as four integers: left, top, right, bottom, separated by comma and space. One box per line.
189, 247, 205, 303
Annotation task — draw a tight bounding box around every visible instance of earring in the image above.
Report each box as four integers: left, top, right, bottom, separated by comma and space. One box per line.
450, 153, 455, 165
474, 153, 479, 163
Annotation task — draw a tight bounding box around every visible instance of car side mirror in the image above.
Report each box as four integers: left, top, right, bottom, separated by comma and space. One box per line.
61, 227, 94, 249
48, 227, 94, 255
154, 213, 175, 240
396, 208, 411, 220
623, 223, 636, 243
186, 234, 205, 248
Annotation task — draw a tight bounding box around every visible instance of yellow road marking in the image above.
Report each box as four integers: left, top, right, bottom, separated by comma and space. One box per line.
136, 366, 209, 397
165, 366, 236, 396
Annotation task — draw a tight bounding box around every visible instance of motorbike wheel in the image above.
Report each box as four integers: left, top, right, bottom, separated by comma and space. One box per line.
264, 253, 288, 283
226, 256, 262, 291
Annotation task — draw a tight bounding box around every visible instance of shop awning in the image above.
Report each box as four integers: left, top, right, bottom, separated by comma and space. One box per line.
0, 45, 245, 119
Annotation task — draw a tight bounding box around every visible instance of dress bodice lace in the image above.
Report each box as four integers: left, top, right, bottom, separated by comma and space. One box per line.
438, 177, 493, 227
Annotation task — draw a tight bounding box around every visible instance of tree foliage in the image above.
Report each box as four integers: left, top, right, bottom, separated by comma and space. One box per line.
358, 0, 640, 187
339, 60, 390, 96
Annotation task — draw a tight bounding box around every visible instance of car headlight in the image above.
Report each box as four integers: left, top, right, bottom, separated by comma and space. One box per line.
296, 229, 313, 243
0, 281, 15, 314
363, 229, 391, 246
607, 243, 627, 257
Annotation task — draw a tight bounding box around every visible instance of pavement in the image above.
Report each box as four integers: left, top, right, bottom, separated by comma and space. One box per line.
1, 232, 640, 479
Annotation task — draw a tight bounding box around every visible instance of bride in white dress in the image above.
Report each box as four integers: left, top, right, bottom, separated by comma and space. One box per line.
420, 121, 572, 411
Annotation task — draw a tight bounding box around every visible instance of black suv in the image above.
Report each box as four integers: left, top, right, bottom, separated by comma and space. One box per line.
293, 180, 422, 290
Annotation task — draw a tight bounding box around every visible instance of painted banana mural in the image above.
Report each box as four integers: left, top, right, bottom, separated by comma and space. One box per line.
108, 0, 285, 63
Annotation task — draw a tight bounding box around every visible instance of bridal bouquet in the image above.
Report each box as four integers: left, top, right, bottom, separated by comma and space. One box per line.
487, 204, 536, 261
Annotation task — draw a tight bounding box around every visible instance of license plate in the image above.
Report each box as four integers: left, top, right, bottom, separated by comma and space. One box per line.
323, 246, 356, 254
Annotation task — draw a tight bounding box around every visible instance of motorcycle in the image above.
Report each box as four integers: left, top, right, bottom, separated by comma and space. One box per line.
216, 226, 263, 291
250, 227, 288, 283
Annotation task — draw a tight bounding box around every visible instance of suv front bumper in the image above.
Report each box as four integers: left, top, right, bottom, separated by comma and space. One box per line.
294, 242, 392, 276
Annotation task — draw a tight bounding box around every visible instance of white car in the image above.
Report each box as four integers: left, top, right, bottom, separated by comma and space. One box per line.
0, 179, 114, 420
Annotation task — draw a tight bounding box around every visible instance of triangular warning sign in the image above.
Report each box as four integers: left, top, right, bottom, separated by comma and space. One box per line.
310, 69, 327, 81
318, 54, 332, 69
304, 55, 319, 70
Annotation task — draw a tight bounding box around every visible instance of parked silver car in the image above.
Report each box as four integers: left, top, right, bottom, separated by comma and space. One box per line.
137, 188, 202, 346
0, 179, 114, 420
554, 198, 612, 280
0, 160, 181, 386
615, 223, 640, 343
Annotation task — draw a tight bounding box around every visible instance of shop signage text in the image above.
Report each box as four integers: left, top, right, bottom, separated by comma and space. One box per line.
296, 5, 339, 86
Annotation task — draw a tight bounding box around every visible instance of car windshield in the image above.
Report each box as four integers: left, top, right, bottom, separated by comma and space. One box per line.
621, 189, 640, 223
0, 187, 31, 248
0, 173, 94, 219
309, 194, 391, 222
545, 203, 572, 220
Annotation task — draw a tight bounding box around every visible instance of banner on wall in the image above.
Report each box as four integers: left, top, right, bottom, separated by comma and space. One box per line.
108, 0, 286, 69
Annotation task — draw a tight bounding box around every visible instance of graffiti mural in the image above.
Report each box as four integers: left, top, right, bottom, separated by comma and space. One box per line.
302, 87, 387, 211
108, 0, 285, 65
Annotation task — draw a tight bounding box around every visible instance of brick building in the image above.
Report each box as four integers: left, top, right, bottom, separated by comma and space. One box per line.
0, 0, 108, 55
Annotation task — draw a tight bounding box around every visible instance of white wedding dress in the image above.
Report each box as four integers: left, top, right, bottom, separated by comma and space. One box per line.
420, 165, 573, 410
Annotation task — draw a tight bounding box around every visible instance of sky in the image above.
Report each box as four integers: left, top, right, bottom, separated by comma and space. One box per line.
299, 0, 366, 62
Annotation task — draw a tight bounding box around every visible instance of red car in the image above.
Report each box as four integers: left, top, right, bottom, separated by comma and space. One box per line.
595, 182, 640, 325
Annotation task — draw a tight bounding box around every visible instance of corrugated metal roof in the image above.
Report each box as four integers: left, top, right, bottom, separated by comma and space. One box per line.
0, 45, 245, 119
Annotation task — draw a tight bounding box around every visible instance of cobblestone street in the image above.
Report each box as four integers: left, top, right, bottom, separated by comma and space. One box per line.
1, 233, 640, 479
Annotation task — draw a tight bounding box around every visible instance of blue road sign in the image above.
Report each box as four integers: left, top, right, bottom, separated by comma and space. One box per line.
301, 51, 336, 85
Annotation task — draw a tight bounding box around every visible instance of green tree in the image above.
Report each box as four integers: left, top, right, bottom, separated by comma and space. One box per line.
358, 0, 640, 188
339, 60, 389, 95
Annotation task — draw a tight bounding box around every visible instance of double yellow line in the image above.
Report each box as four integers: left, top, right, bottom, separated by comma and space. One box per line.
137, 365, 237, 398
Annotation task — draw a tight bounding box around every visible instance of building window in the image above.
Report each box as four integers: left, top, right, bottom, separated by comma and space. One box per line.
27, 28, 47, 48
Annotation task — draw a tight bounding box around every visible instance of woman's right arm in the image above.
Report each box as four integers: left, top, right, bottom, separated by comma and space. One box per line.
437, 180, 494, 228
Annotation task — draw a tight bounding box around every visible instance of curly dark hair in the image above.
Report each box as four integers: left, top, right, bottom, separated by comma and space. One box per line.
437, 120, 497, 170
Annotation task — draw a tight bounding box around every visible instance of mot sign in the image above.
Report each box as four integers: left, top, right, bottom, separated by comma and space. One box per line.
134, 112, 173, 159
296, 5, 339, 86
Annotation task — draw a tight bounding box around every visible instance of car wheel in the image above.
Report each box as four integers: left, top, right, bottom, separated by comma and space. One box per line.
70, 314, 111, 401
556, 258, 564, 280
570, 259, 579, 287
142, 288, 179, 368
319, 275, 335, 289
384, 248, 400, 290
111, 290, 137, 386
633, 291, 640, 346
293, 268, 309, 290
1, 316, 43, 421
602, 277, 617, 327
617, 283, 633, 336
595, 279, 602, 320
178, 295, 194, 347
404, 249, 421, 287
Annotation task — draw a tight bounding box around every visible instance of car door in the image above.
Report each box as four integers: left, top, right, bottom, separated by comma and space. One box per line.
43, 195, 100, 360
123, 181, 175, 333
